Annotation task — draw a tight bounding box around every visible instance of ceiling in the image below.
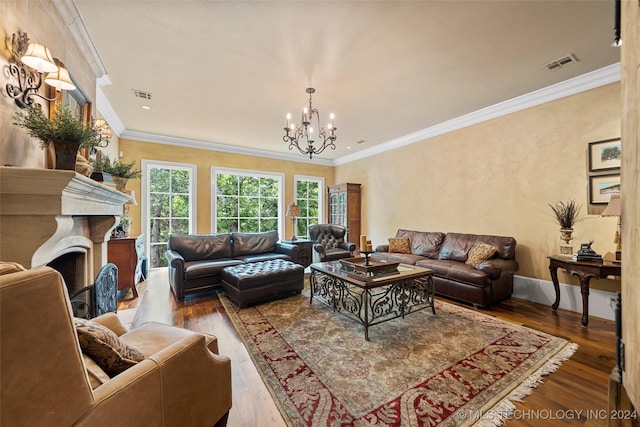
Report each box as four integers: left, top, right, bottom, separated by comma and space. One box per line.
74, 0, 621, 164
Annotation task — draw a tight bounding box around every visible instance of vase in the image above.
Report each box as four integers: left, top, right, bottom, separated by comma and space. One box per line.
47, 139, 81, 170
560, 228, 574, 243
559, 228, 574, 255
113, 177, 129, 192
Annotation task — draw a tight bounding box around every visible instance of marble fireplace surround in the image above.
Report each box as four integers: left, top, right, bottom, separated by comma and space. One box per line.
0, 167, 130, 290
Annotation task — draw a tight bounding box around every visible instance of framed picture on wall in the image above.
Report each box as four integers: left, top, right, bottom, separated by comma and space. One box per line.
588, 138, 621, 172
589, 174, 621, 204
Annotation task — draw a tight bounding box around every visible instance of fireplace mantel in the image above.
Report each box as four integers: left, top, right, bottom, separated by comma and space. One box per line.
0, 167, 131, 286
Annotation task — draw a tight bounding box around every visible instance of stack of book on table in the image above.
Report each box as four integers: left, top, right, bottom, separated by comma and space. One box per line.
572, 252, 603, 263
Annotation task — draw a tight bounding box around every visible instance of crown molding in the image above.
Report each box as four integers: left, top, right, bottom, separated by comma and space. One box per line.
333, 63, 621, 166
120, 130, 335, 166
95, 85, 125, 136
52, 0, 108, 81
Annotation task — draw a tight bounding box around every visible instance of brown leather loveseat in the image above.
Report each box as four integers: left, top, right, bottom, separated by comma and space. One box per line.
166, 231, 298, 301
373, 229, 518, 308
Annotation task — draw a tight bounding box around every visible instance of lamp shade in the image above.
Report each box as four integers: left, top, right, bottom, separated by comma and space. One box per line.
44, 66, 76, 91
286, 204, 301, 217
602, 193, 622, 217
21, 43, 58, 73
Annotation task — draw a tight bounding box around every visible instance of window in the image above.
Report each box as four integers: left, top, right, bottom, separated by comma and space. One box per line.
142, 161, 196, 268
212, 167, 284, 237
294, 175, 324, 239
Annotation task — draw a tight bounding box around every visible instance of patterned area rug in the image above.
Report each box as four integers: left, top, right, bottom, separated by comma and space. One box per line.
219, 288, 577, 426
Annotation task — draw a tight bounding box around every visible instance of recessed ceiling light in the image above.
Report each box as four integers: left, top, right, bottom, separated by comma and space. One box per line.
346, 146, 352, 150
141, 105, 151, 110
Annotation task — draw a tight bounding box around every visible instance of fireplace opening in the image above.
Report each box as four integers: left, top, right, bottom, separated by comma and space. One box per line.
47, 252, 86, 294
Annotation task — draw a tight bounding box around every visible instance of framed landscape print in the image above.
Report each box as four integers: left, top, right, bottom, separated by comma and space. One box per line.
588, 138, 621, 172
589, 174, 621, 204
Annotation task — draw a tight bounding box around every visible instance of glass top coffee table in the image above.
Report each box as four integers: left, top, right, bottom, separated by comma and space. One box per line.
310, 259, 435, 340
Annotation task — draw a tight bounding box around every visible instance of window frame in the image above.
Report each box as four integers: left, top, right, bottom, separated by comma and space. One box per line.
211, 166, 285, 238
141, 159, 197, 268
293, 175, 325, 239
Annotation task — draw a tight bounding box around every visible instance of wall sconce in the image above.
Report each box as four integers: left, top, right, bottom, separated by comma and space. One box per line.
5, 32, 76, 108
93, 118, 113, 147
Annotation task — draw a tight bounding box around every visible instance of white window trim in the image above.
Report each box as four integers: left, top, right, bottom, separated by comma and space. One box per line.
293, 175, 325, 226
211, 166, 285, 238
142, 159, 197, 268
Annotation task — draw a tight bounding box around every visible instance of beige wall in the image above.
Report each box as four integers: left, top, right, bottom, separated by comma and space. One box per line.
336, 83, 622, 292
118, 139, 334, 238
1, 0, 98, 167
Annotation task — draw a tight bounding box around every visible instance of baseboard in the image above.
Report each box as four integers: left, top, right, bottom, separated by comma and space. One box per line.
513, 275, 616, 321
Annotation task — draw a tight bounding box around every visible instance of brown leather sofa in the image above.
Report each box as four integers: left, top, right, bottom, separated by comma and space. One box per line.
373, 229, 518, 308
166, 231, 298, 301
0, 264, 232, 427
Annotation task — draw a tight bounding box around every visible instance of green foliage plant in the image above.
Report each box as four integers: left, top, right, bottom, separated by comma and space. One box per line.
91, 157, 142, 179
548, 199, 582, 229
12, 103, 100, 149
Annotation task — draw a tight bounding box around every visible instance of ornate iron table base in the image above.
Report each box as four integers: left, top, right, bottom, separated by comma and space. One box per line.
310, 266, 435, 340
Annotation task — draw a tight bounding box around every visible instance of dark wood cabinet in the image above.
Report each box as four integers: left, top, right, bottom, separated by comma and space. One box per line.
281, 239, 313, 268
108, 235, 144, 297
327, 183, 361, 248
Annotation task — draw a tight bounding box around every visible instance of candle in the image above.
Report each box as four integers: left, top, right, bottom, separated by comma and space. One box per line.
360, 235, 367, 250
366, 243, 373, 252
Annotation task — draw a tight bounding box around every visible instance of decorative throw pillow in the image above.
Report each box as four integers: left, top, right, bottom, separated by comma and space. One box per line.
388, 237, 411, 254
74, 317, 145, 377
465, 242, 498, 268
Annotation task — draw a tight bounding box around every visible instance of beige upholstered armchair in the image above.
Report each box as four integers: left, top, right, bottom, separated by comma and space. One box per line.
0, 264, 232, 427
307, 224, 357, 262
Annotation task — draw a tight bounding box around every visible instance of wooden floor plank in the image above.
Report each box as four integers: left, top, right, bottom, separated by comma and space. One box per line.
119, 269, 616, 427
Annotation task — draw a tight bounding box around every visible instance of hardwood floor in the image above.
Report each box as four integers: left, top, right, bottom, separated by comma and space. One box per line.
119, 269, 616, 427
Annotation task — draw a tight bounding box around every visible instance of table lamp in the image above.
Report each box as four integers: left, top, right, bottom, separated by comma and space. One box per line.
286, 204, 301, 240
601, 192, 622, 262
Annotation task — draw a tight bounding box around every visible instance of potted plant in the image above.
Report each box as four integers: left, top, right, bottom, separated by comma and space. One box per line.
91, 157, 141, 191
548, 199, 582, 254
12, 103, 100, 170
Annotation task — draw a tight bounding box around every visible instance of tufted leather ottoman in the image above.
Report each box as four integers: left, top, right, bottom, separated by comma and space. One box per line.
221, 259, 304, 307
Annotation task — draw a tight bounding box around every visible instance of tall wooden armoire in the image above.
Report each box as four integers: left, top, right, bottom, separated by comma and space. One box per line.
327, 183, 361, 247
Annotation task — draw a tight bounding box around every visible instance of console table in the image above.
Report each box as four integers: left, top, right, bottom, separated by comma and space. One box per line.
547, 256, 621, 327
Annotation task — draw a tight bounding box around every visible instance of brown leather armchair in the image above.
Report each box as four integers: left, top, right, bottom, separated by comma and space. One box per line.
0, 264, 232, 427
307, 224, 356, 262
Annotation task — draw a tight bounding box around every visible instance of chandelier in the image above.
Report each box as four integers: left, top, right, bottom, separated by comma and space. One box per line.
93, 118, 113, 147
283, 87, 336, 159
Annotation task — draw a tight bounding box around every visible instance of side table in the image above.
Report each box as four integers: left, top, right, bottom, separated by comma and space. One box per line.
108, 235, 145, 297
547, 255, 621, 327
281, 239, 313, 268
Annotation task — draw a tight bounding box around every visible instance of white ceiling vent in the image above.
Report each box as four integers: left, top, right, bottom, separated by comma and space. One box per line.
131, 89, 152, 100
545, 54, 578, 71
